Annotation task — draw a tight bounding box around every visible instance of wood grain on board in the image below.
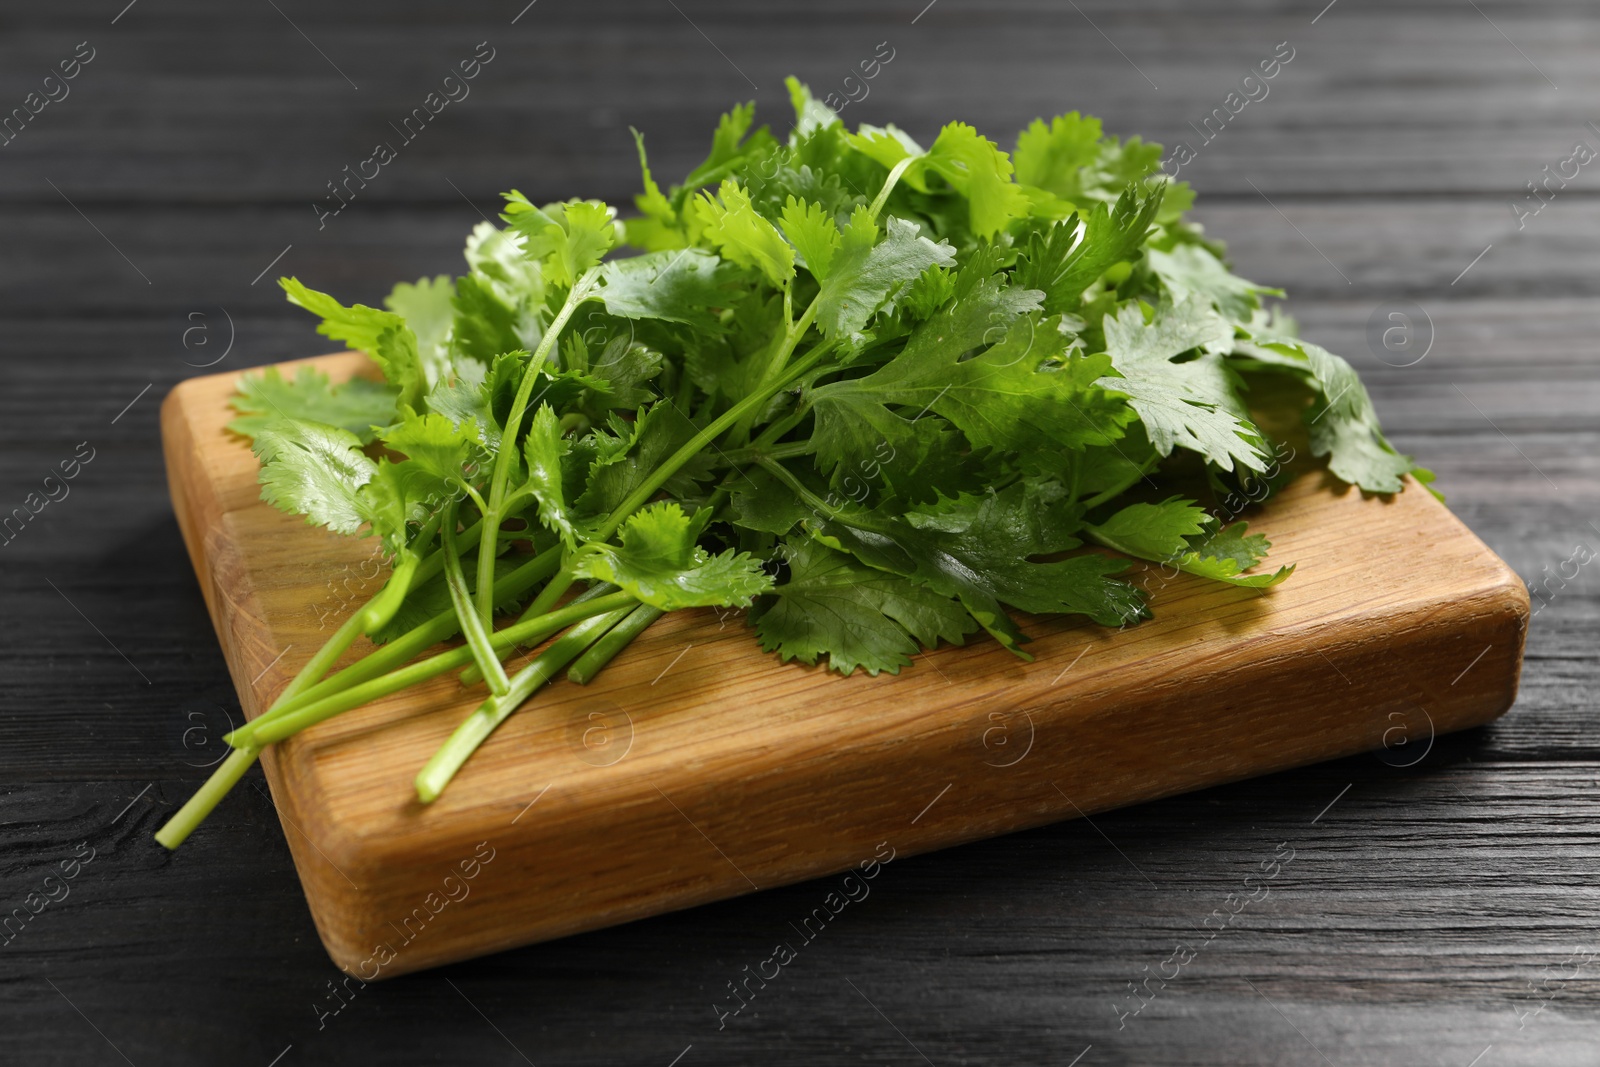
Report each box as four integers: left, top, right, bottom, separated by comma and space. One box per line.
160, 350, 1530, 977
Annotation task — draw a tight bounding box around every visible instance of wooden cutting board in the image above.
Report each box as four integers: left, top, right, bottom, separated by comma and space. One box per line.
162, 351, 1529, 979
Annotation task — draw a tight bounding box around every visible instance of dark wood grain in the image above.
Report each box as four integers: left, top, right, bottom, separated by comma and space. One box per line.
1, 0, 1596, 1064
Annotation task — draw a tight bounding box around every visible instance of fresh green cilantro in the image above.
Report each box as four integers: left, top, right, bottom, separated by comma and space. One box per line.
573, 502, 772, 609
753, 539, 976, 676
1085, 497, 1293, 588
228, 365, 398, 443
1099, 297, 1273, 473
252, 419, 375, 537
163, 82, 1428, 845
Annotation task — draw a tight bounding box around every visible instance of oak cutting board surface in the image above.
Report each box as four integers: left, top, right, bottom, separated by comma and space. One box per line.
162, 351, 1530, 978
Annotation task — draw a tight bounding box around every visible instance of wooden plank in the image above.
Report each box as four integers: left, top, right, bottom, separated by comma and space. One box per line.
160, 350, 1528, 976
2, 2, 1595, 203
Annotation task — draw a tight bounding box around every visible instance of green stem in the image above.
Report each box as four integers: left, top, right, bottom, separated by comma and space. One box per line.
600, 342, 835, 540
357, 552, 419, 634
732, 304, 824, 445
475, 269, 600, 624
750, 406, 810, 452
414, 604, 634, 804
458, 580, 616, 686
290, 610, 367, 699
517, 566, 577, 625
1079, 456, 1162, 512
442, 499, 511, 696
717, 439, 814, 467
155, 525, 442, 850
867, 156, 916, 222
246, 592, 637, 748
753, 454, 896, 536
226, 544, 563, 749
567, 603, 665, 684
153, 746, 262, 850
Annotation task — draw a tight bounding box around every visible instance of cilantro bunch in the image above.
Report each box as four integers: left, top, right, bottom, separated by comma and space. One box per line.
157, 79, 1425, 849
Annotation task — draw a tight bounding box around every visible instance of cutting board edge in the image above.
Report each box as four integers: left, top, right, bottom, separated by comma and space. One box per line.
291, 542, 1528, 978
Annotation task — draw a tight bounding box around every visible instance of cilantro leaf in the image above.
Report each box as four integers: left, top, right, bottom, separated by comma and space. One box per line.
574, 402, 714, 517
625, 127, 684, 252
501, 194, 618, 288
1087, 496, 1211, 555
810, 278, 1128, 473
1238, 333, 1416, 493
1085, 497, 1293, 588
252, 419, 375, 537
785, 76, 843, 138
1014, 112, 1164, 206
1099, 297, 1273, 473
690, 179, 795, 288
917, 122, 1031, 239
520, 404, 585, 549
676, 101, 777, 208
357, 456, 451, 556
1146, 243, 1282, 323
280, 277, 399, 356
584, 335, 665, 411
811, 214, 956, 342
753, 539, 975, 676
1013, 187, 1161, 313
384, 275, 457, 389
462, 221, 546, 312
380, 412, 487, 490
279, 278, 431, 412
813, 481, 1146, 654
597, 247, 735, 328
779, 196, 842, 280
450, 272, 524, 366
573, 502, 773, 609
729, 468, 815, 536
228, 365, 398, 443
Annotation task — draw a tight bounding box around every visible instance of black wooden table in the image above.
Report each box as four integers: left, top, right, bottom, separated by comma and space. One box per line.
2, 2, 1595, 1064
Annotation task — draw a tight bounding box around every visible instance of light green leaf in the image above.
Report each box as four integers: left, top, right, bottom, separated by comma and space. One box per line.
252, 419, 376, 537
690, 179, 795, 288
280, 277, 399, 356
1014, 112, 1165, 206
1086, 497, 1293, 588
384, 275, 457, 389
380, 412, 487, 489
462, 221, 545, 311
626, 127, 683, 252
785, 76, 843, 138
812, 215, 955, 342
228, 365, 398, 443
1099, 297, 1273, 473
501, 194, 619, 288
597, 247, 734, 328
779, 196, 842, 280
1147, 243, 1282, 324
573, 502, 773, 609
919, 122, 1031, 239
357, 457, 452, 556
